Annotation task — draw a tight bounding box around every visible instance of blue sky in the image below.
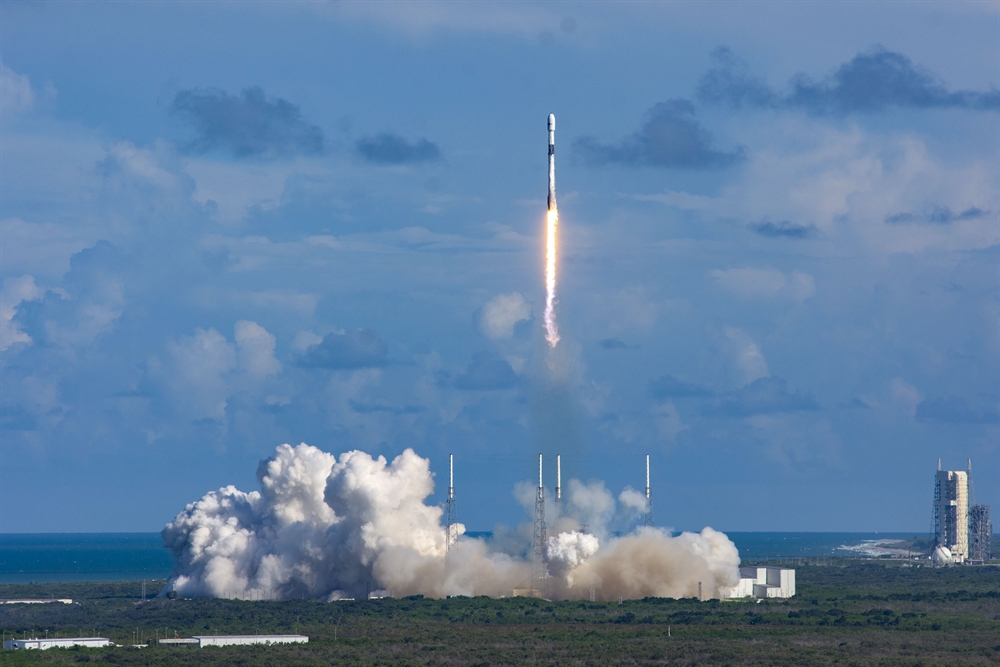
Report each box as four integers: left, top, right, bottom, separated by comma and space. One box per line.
2, 1, 997, 533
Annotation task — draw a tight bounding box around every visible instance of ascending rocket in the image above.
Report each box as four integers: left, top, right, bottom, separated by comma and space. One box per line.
547, 113, 557, 210
543, 113, 560, 348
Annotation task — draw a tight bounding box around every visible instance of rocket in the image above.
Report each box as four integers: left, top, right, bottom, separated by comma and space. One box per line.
547, 113, 556, 211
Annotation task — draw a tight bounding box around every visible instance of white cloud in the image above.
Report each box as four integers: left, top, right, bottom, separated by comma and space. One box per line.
0, 275, 43, 351
724, 326, 769, 384
480, 292, 531, 339
184, 158, 326, 224
0, 218, 98, 279
653, 122, 998, 254
234, 320, 281, 379
710, 267, 815, 302
653, 400, 688, 441
889, 377, 923, 417
104, 141, 178, 190
166, 328, 238, 420
327, 1, 561, 36
0, 61, 34, 112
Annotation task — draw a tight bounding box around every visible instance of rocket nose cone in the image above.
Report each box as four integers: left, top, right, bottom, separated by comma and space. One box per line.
548, 114, 555, 131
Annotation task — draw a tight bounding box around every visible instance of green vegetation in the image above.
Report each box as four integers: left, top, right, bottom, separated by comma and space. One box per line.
2, 562, 998, 665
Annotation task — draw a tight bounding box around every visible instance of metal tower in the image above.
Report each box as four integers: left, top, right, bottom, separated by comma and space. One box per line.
643, 454, 654, 528
446, 454, 456, 552
532, 453, 547, 594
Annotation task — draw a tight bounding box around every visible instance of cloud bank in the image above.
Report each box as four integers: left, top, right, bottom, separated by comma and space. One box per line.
172, 86, 324, 158
356, 133, 442, 165
699, 47, 1000, 114
574, 100, 744, 169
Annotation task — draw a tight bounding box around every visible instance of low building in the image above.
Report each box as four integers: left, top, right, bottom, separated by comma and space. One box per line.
725, 567, 795, 599
192, 635, 308, 647
0, 599, 73, 605
4, 637, 110, 650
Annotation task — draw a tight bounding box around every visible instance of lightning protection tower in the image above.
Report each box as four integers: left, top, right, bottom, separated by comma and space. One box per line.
556, 455, 562, 504
446, 454, 456, 552
532, 453, 547, 594
643, 454, 654, 528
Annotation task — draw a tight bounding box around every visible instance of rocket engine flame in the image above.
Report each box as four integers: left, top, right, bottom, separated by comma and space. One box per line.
544, 208, 560, 348
545, 113, 560, 348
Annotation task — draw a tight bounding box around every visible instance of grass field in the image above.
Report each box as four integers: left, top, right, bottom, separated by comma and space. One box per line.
1, 562, 998, 666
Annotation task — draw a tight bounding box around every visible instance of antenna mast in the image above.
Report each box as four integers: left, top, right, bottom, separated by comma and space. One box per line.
643, 454, 654, 528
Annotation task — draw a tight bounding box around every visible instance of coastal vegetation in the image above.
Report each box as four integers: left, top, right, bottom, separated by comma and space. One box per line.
1, 562, 998, 665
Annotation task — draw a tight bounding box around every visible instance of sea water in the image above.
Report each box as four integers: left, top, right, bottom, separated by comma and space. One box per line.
0, 533, 174, 584
0, 531, 927, 584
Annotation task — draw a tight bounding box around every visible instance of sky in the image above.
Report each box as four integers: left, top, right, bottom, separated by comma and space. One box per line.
1, 1, 998, 534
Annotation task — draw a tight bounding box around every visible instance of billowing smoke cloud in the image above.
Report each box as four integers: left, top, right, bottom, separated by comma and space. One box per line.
163, 444, 740, 601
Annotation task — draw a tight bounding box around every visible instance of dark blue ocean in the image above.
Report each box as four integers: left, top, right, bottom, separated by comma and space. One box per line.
0, 532, 926, 584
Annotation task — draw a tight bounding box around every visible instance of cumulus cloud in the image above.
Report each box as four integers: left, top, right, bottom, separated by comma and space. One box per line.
0, 275, 43, 351
171, 86, 324, 158
480, 292, 531, 340
160, 320, 280, 421
164, 443, 741, 601
12, 242, 126, 349
356, 133, 442, 165
724, 326, 769, 384
916, 396, 999, 424
710, 377, 819, 418
453, 351, 519, 390
297, 329, 388, 369
166, 328, 239, 421
573, 100, 744, 169
699, 46, 1000, 114
648, 375, 712, 399
234, 320, 281, 379
0, 61, 35, 112
707, 122, 998, 253
711, 267, 815, 302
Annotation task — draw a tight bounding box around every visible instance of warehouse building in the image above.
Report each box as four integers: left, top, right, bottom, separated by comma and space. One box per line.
190, 635, 308, 647
725, 567, 795, 599
4, 637, 110, 650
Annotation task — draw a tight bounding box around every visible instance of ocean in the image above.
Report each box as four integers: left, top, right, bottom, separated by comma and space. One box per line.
0, 532, 928, 584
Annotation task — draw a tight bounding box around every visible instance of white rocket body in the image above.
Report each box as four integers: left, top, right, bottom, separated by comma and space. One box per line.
547, 114, 556, 211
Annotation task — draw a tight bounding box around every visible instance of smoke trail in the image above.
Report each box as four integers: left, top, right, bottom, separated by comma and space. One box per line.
163, 443, 740, 601
544, 208, 560, 347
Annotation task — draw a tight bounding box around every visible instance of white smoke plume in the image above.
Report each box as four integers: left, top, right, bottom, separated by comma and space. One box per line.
163, 443, 740, 601
618, 486, 648, 517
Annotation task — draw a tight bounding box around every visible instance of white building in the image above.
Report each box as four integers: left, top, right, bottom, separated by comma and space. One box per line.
725, 567, 796, 599
192, 635, 308, 647
934, 464, 969, 563
0, 599, 73, 605
4, 638, 110, 650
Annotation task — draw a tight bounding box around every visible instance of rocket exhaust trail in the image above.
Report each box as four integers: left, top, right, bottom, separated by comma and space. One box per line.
545, 114, 560, 348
